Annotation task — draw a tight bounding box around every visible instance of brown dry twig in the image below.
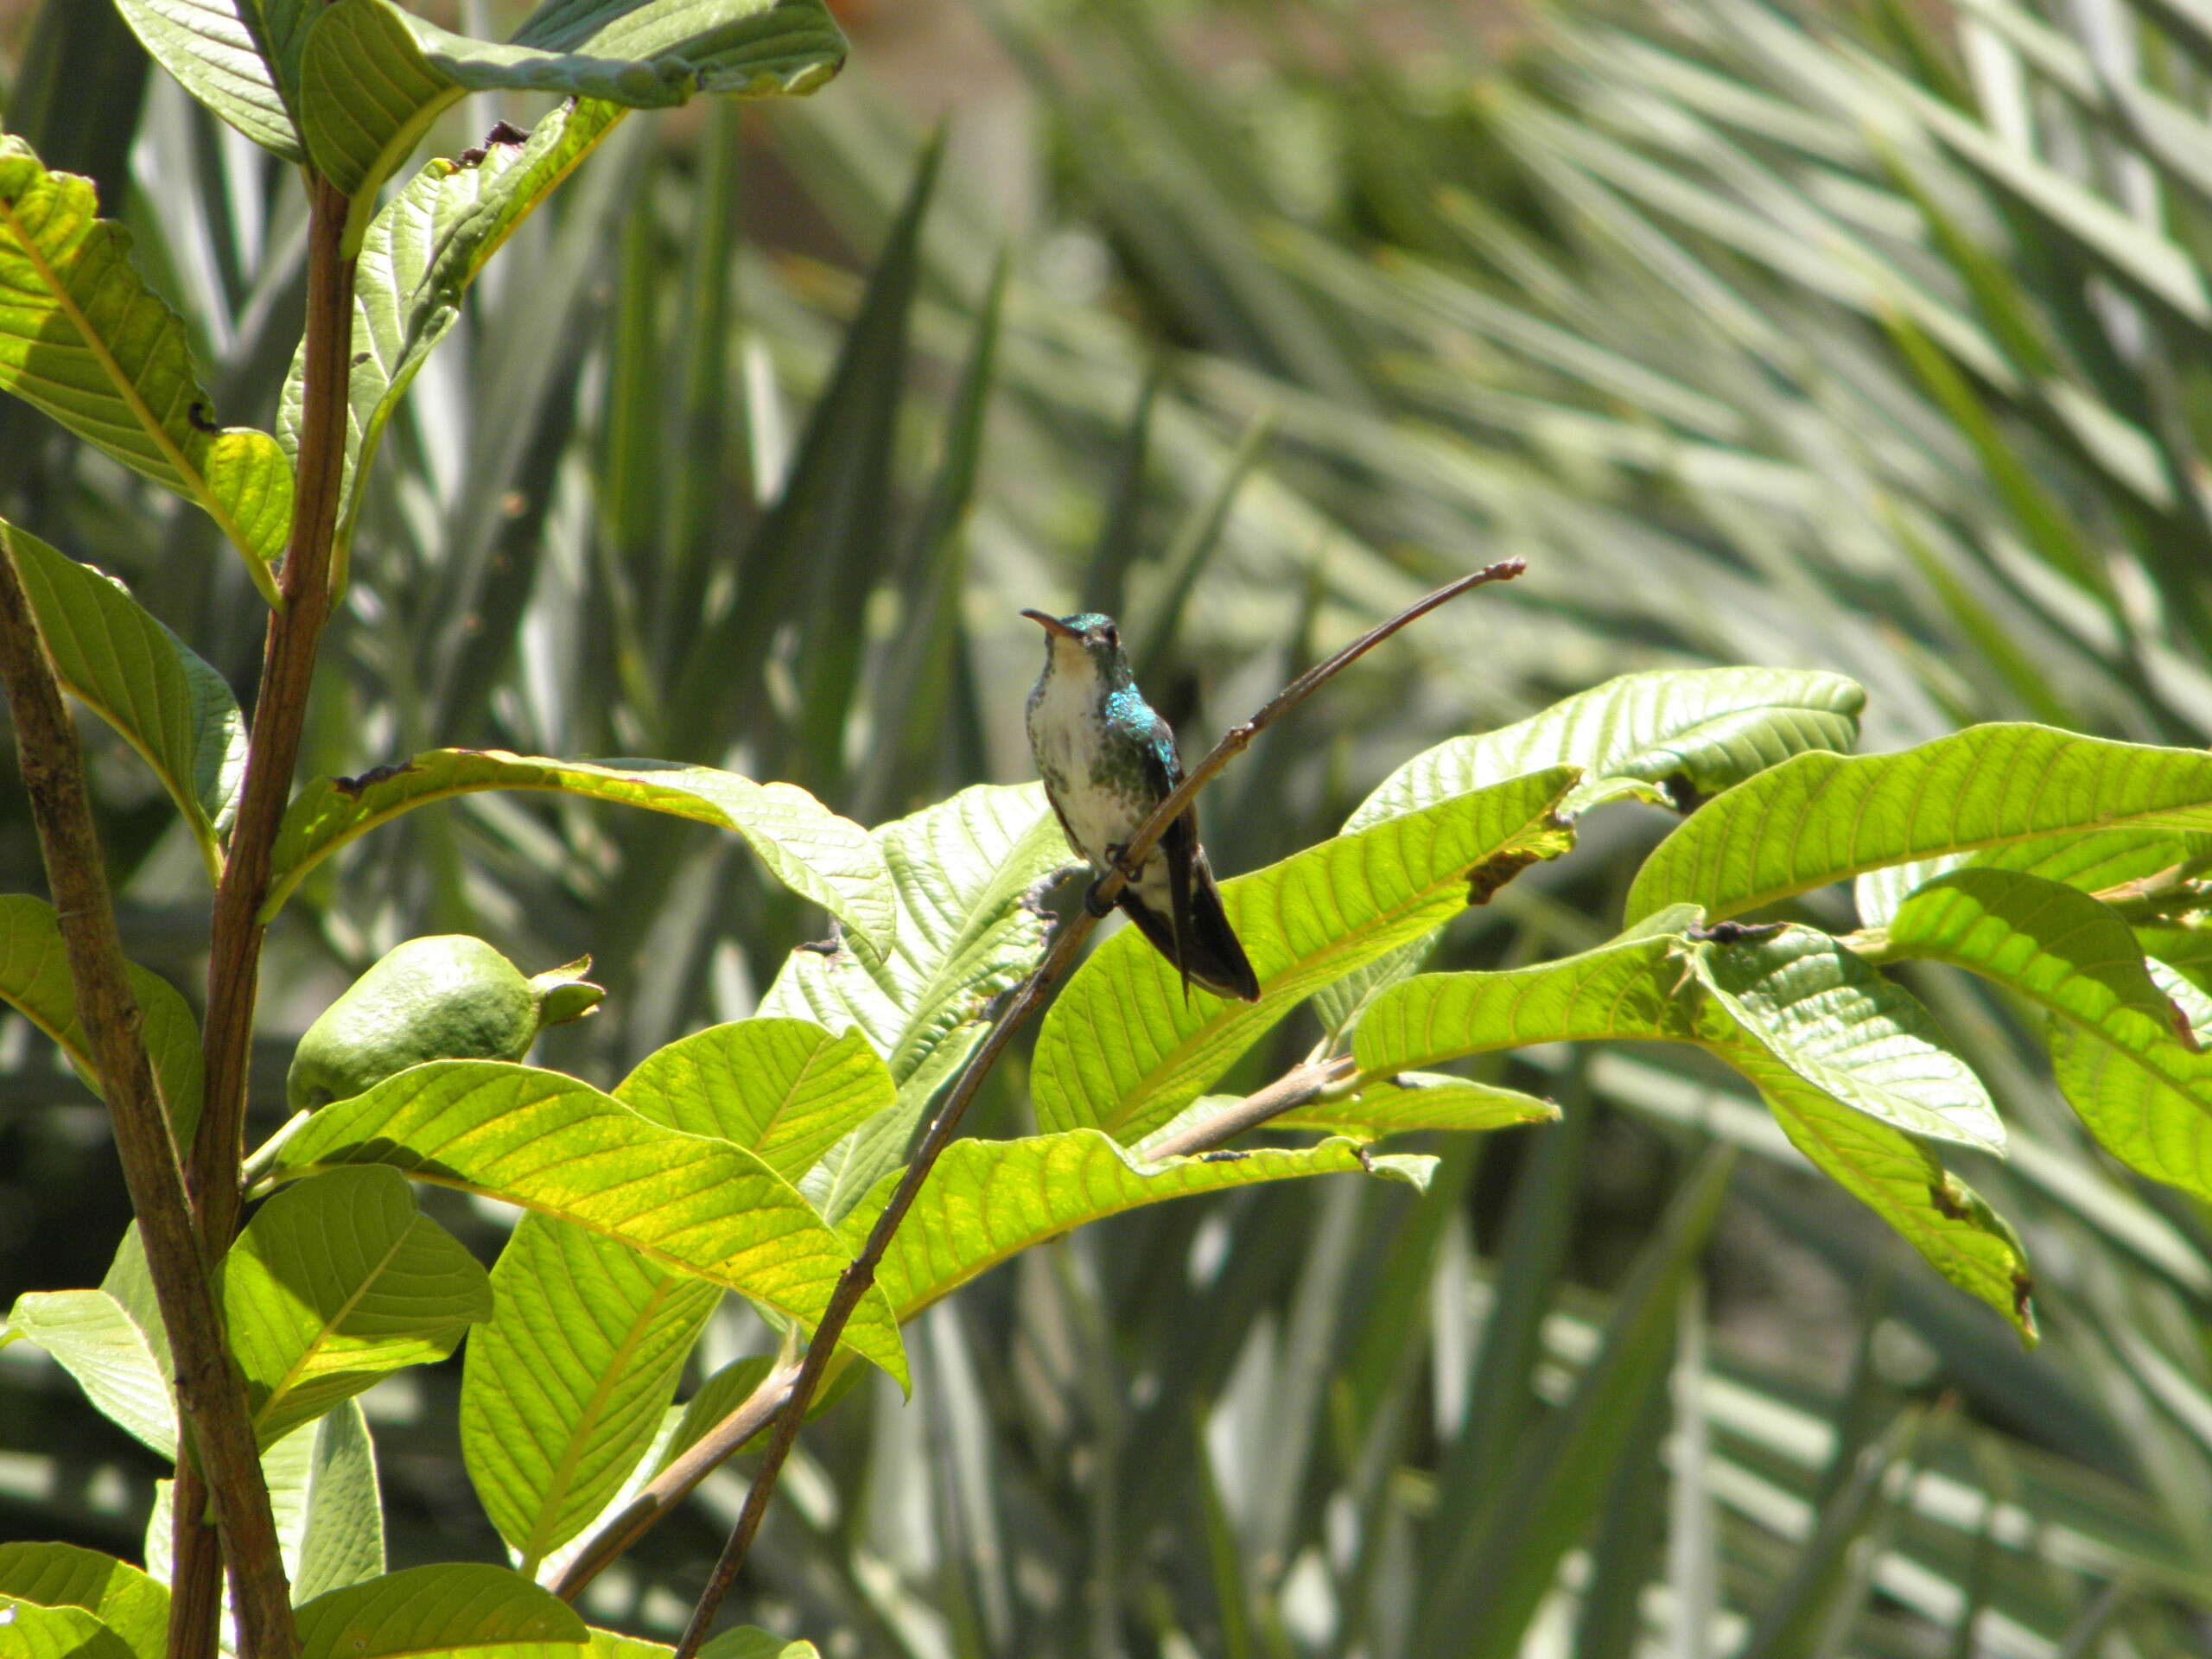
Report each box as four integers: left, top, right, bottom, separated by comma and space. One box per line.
667, 558, 1525, 1656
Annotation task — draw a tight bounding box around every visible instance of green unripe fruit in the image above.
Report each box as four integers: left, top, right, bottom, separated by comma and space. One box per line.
287, 935, 604, 1111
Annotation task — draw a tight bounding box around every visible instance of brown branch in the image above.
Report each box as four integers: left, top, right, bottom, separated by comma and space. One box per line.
667, 559, 1525, 1656
175, 170, 358, 1659
552, 1047, 1375, 1603
0, 540, 297, 1659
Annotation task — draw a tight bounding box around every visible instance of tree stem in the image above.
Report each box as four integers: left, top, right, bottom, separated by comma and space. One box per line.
0, 538, 297, 1659
172, 168, 358, 1659
667, 559, 1525, 1655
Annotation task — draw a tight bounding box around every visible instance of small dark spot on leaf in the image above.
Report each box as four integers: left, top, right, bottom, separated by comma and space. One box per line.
1198, 1150, 1247, 1164
1688, 921, 1785, 945
458, 147, 488, 168
333, 761, 415, 798
351, 351, 372, 367
486, 121, 529, 147
2012, 1272, 2036, 1329
795, 935, 843, 957
1661, 772, 1708, 813
1929, 1181, 1967, 1223
1466, 847, 1544, 907
187, 401, 220, 434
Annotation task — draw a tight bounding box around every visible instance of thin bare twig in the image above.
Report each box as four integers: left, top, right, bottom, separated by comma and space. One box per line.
669, 559, 1524, 1656
0, 539, 298, 1659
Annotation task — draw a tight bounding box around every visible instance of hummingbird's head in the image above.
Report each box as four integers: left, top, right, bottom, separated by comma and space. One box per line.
1020, 610, 1128, 683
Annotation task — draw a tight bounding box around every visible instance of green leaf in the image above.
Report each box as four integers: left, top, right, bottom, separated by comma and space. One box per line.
267, 1061, 908, 1388
6, 519, 245, 867
293, 1565, 587, 1659
614, 1019, 894, 1185
1627, 726, 2212, 925
842, 1129, 1435, 1325
221, 1166, 493, 1449
759, 783, 1070, 1222
263, 749, 893, 950
111, 0, 302, 161
146, 1402, 386, 1605
1269, 1073, 1560, 1139
1885, 868, 2212, 1198
697, 1635, 818, 1659
0, 138, 289, 598
461, 1216, 718, 1574
0, 1600, 137, 1659
298, 0, 845, 210
1357, 926, 2032, 1337
1346, 666, 1864, 829
277, 99, 626, 584
0, 1545, 167, 1659
0, 895, 203, 1150
2, 1287, 174, 1459
1033, 768, 1580, 1145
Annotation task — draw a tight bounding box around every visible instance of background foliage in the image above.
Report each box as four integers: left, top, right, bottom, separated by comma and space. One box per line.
6, 0, 2212, 1653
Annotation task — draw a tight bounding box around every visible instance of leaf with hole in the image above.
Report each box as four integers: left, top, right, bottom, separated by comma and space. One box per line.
220, 1166, 493, 1450
0, 138, 289, 598
267, 1062, 906, 1386
1033, 768, 1579, 1145
264, 749, 892, 949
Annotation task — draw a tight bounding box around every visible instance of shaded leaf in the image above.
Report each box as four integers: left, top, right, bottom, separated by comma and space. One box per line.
277, 99, 626, 576
221, 1166, 493, 1449
298, 0, 845, 205
7, 519, 245, 863
1033, 768, 1580, 1144
0, 138, 289, 594
293, 1564, 586, 1659
264, 750, 892, 949
1270, 1072, 1559, 1139
0, 1601, 137, 1659
1628, 726, 2212, 924
0, 895, 202, 1149
267, 1061, 906, 1386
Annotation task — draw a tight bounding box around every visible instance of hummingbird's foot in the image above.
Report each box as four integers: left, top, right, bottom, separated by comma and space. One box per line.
1088, 843, 1146, 917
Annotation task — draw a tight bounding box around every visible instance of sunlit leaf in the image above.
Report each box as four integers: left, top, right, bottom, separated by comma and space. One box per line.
0, 137, 289, 596
0, 1544, 167, 1659
267, 1061, 906, 1386
1, 1287, 173, 1459
1033, 768, 1579, 1144
461, 1216, 717, 1574
111, 0, 302, 160
760, 783, 1069, 1222
220, 1166, 493, 1449
1346, 666, 1864, 829
264, 749, 892, 949
1628, 726, 2212, 925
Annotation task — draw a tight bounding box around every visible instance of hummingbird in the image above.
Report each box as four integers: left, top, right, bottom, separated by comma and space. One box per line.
1020, 609, 1262, 1003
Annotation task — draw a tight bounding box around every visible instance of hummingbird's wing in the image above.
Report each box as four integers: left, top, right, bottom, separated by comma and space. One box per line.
1139, 716, 1202, 1003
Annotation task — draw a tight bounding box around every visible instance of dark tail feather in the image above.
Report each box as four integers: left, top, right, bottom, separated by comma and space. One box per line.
1118, 861, 1261, 1002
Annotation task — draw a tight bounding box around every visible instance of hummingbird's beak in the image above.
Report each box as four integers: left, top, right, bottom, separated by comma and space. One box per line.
1020, 609, 1081, 640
